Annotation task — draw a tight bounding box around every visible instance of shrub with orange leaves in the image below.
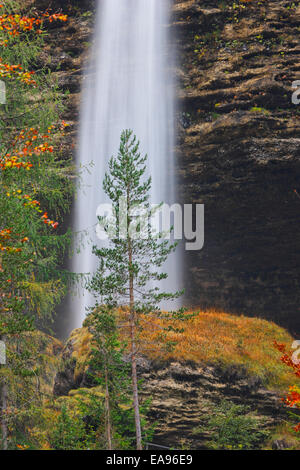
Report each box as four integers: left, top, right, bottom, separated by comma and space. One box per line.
0, 125, 68, 325
0, 120, 71, 328
274, 341, 300, 431
0, 0, 71, 325
0, 127, 56, 171
0, 4, 67, 39
0, 58, 36, 85
0, 125, 61, 250
0, 3, 67, 85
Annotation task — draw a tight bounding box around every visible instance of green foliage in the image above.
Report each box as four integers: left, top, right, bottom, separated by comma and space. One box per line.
46, 387, 154, 451
194, 400, 270, 450
0, 0, 74, 328
87, 129, 183, 449
250, 106, 270, 115
50, 403, 95, 450
84, 307, 155, 449
0, 332, 61, 449
85, 307, 131, 397
88, 129, 183, 313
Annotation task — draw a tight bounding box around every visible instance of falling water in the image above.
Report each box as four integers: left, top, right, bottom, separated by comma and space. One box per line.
72, 0, 181, 327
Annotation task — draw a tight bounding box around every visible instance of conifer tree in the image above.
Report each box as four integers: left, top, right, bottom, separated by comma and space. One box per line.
88, 129, 182, 450
84, 306, 132, 450
0, 1, 72, 449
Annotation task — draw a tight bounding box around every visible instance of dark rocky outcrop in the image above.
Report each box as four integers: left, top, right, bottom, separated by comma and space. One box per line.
173, 0, 300, 334
272, 439, 292, 450
53, 327, 292, 449
139, 361, 285, 448
54, 354, 287, 449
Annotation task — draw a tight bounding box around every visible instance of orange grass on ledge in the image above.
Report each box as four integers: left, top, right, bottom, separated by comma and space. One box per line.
74, 309, 295, 391
137, 310, 295, 390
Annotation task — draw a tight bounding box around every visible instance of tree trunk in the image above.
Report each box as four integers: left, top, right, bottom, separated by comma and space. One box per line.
127, 185, 142, 450
104, 364, 112, 450
129, 311, 142, 450
0, 338, 8, 451
0, 379, 8, 450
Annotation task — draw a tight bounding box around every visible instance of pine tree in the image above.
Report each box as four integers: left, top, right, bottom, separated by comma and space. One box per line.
88, 129, 182, 450
84, 306, 132, 450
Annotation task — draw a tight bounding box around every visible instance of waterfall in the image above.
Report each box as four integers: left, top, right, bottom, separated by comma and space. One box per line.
72, 0, 181, 327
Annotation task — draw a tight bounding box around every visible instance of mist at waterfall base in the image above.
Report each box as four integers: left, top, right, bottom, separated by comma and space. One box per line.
71, 0, 182, 329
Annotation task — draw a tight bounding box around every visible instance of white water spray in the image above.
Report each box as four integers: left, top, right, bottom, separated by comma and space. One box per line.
72, 0, 181, 327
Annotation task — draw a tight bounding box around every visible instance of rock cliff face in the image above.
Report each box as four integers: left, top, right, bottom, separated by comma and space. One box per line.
138, 361, 283, 448
53, 326, 289, 449
173, 0, 300, 334
33, 0, 300, 334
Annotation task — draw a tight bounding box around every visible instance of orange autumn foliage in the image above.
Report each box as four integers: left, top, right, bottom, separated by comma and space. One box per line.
274, 341, 300, 431
0, 124, 68, 254
0, 127, 56, 171
115, 309, 295, 389
0, 5, 68, 81
139, 311, 290, 363
0, 5, 67, 38
0, 3, 68, 310
74, 310, 296, 393
0, 58, 36, 85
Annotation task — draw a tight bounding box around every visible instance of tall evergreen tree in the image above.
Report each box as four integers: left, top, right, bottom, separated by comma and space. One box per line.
88, 129, 182, 449
0, 1, 72, 449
